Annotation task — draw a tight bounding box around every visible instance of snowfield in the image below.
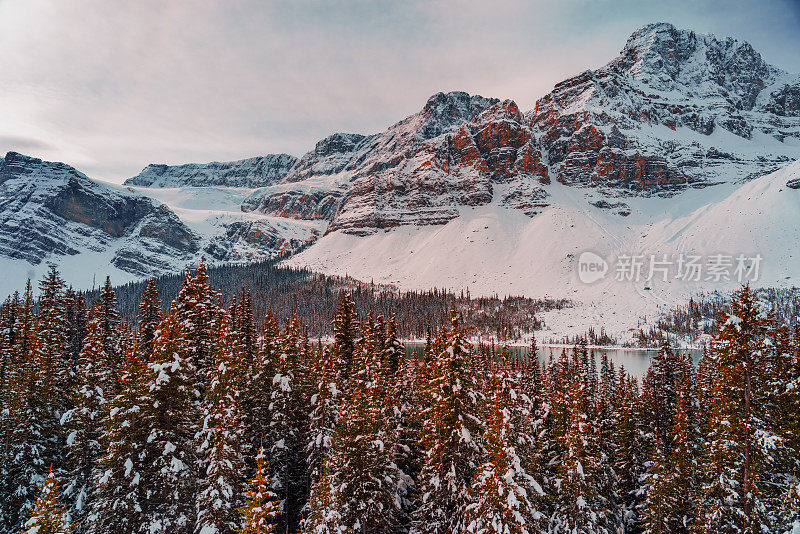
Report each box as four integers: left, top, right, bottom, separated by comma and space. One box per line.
285, 161, 800, 342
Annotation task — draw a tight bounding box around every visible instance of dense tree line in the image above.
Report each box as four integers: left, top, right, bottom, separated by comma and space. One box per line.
642, 287, 800, 347
1, 266, 799, 533
85, 260, 569, 341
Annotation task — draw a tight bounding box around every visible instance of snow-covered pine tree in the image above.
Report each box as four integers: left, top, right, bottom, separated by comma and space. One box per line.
306, 316, 403, 532
663, 376, 698, 533
588, 358, 620, 531
640, 439, 675, 534
174, 262, 220, 391
88, 341, 149, 534
0, 293, 19, 399
237, 444, 279, 534
550, 366, 610, 534
465, 366, 544, 534
141, 303, 201, 533
235, 288, 257, 363
21, 466, 72, 534
305, 344, 340, 491
762, 317, 800, 530
136, 279, 162, 361
413, 304, 484, 534
60, 306, 113, 531
244, 308, 279, 462
529, 328, 538, 362
383, 317, 419, 526
95, 277, 122, 392
5, 269, 71, 530
693, 346, 717, 437
61, 288, 87, 391
196, 312, 248, 534
33, 267, 71, 465
303, 465, 342, 534
695, 285, 777, 533
613, 368, 646, 532
521, 357, 558, 524
331, 293, 357, 388
644, 342, 681, 454
0, 293, 27, 533
267, 314, 309, 533
0, 284, 40, 533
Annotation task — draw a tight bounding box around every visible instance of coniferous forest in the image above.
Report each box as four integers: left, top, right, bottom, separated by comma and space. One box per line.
1, 264, 800, 534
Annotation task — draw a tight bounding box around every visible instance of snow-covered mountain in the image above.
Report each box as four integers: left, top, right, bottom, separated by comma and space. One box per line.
125, 154, 298, 188
236, 24, 800, 240
0, 152, 321, 294
3, 22, 800, 339
531, 22, 800, 191
286, 159, 800, 340
0, 151, 198, 280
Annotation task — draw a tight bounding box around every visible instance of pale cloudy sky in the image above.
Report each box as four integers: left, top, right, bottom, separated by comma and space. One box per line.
1, 0, 799, 182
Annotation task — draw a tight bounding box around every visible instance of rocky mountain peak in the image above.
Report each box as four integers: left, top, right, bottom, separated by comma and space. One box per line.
476, 99, 523, 123
417, 91, 500, 140
312, 132, 372, 157
0, 152, 198, 277
613, 22, 779, 110
1, 151, 92, 187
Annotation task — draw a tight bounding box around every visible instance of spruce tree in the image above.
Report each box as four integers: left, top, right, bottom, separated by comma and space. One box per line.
88, 342, 149, 534
60, 307, 112, 531
95, 277, 122, 390
267, 314, 309, 533
136, 279, 162, 360
0, 283, 42, 532
33, 267, 71, 467
21, 467, 72, 534
665, 378, 697, 533
6, 269, 71, 529
614, 369, 646, 532
174, 262, 220, 390
307, 317, 403, 532
196, 312, 248, 534
61, 288, 87, 390
413, 305, 484, 533
695, 286, 776, 533
465, 367, 544, 534
244, 308, 280, 460
551, 370, 609, 534
141, 304, 201, 533
641, 439, 675, 534
237, 445, 279, 534
331, 293, 357, 387
305, 345, 340, 489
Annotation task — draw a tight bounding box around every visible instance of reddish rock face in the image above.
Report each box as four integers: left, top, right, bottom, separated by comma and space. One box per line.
242, 24, 800, 237
326, 98, 555, 234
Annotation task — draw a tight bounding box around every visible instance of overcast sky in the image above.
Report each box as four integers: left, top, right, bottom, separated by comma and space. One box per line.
1, 0, 799, 183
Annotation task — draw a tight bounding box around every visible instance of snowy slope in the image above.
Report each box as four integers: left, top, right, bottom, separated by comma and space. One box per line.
285, 161, 800, 340
129, 185, 325, 266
